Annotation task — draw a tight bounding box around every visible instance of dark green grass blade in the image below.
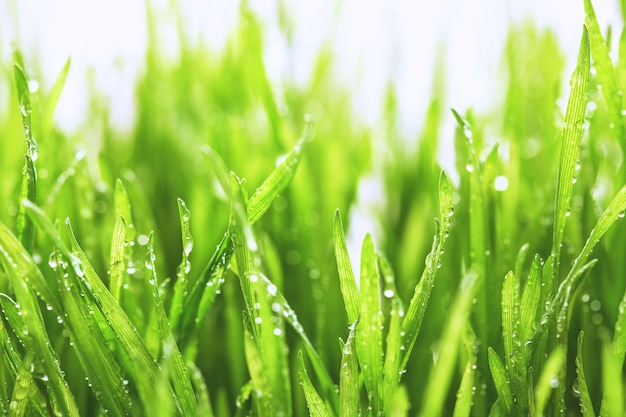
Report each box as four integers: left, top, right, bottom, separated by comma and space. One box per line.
42, 57, 71, 135
246, 116, 313, 225
109, 216, 126, 302
298, 351, 333, 417
145, 234, 200, 417
333, 210, 359, 324
420, 273, 477, 417
0, 229, 79, 416
9, 349, 34, 417
400, 171, 453, 371
575, 331, 595, 417
488, 348, 514, 415
355, 234, 384, 414
584, 0, 625, 140
534, 347, 565, 417
339, 321, 359, 417
453, 326, 477, 417
551, 26, 590, 288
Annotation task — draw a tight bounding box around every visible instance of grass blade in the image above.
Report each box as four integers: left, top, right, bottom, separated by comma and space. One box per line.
600, 342, 624, 417
109, 216, 126, 302
356, 234, 384, 414
551, 26, 590, 288
12, 51, 38, 163
42, 57, 71, 135
298, 351, 333, 417
400, 171, 453, 370
519, 255, 542, 343
575, 331, 595, 417
584, 0, 624, 140
534, 347, 565, 417
488, 348, 513, 415
8, 349, 34, 417
333, 210, 359, 324
453, 325, 477, 417
169, 198, 193, 332
16, 156, 36, 252
339, 321, 359, 417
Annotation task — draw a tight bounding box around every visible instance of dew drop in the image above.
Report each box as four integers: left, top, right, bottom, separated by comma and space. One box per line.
383, 289, 394, 298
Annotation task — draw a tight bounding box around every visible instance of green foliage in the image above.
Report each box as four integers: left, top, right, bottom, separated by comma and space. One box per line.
1, 0, 626, 415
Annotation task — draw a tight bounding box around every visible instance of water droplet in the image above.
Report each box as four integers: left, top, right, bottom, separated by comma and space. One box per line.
618, 210, 625, 219
273, 328, 282, 336
565, 208, 571, 217
267, 283, 277, 296
465, 163, 474, 173
383, 289, 394, 298
494, 176, 509, 191
550, 376, 559, 388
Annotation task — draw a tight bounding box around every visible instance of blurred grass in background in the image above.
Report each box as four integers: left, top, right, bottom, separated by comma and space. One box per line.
1, 0, 626, 416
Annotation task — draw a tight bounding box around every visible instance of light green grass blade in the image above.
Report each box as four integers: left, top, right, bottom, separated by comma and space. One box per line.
513, 243, 530, 286
0, 229, 79, 416
420, 273, 477, 417
551, 26, 590, 288
575, 331, 595, 417
114, 178, 136, 241
339, 322, 359, 417
242, 316, 274, 417
613, 286, 626, 369
12, 52, 38, 163
333, 210, 359, 324
42, 57, 71, 136
8, 349, 34, 417
109, 216, 126, 302
247, 116, 314, 225
169, 198, 193, 331
519, 255, 542, 343
501, 271, 527, 413
145, 233, 200, 417
534, 347, 565, 417
298, 351, 333, 417
600, 342, 624, 417
0, 294, 30, 350
356, 234, 384, 414
188, 362, 213, 417
584, 0, 624, 139
400, 171, 453, 371
488, 348, 513, 415
453, 325, 477, 417
16, 156, 36, 252
382, 292, 404, 414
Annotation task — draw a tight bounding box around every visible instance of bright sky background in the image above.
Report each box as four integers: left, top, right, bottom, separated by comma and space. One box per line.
1, 0, 621, 137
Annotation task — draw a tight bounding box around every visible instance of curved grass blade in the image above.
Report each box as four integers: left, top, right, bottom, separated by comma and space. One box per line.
519, 255, 542, 343
420, 273, 477, 417
42, 57, 71, 135
145, 234, 200, 417
9, 349, 34, 417
400, 171, 453, 371
356, 234, 384, 414
488, 348, 513, 416
12, 52, 38, 163
339, 321, 359, 417
575, 331, 595, 417
169, 198, 193, 331
551, 26, 590, 289
333, 210, 359, 324
534, 347, 565, 417
584, 0, 624, 140
247, 116, 313, 225
298, 351, 333, 417
16, 156, 36, 252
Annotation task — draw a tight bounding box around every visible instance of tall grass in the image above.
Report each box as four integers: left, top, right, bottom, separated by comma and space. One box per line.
1, 1, 626, 416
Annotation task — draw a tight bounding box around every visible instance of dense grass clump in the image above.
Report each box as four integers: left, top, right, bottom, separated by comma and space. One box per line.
2, 1, 626, 416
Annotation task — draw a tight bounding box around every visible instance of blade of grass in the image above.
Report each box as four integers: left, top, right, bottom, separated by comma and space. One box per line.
8, 349, 34, 417
333, 210, 359, 324
453, 325, 477, 417
534, 347, 565, 417
519, 255, 542, 343
16, 156, 36, 252
145, 233, 200, 417
575, 331, 595, 417
169, 198, 193, 332
298, 351, 333, 417
339, 321, 359, 417
400, 171, 453, 371
242, 315, 274, 417
600, 342, 624, 417
42, 57, 71, 136
488, 347, 513, 415
551, 26, 590, 290
584, 0, 625, 140
109, 216, 126, 302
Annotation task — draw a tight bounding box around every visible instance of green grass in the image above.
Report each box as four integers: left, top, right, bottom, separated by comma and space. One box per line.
2, 1, 626, 416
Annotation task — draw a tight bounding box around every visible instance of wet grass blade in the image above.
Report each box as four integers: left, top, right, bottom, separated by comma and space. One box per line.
42, 57, 71, 135
247, 116, 314, 225
339, 321, 359, 417
551, 26, 590, 287
9, 349, 34, 417
600, 343, 624, 417
519, 255, 542, 343
145, 234, 200, 417
400, 171, 453, 371
109, 216, 126, 302
584, 0, 624, 139
333, 210, 359, 324
488, 348, 513, 415
298, 351, 333, 417
169, 198, 193, 332
16, 156, 36, 252
355, 234, 384, 414
575, 331, 595, 417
